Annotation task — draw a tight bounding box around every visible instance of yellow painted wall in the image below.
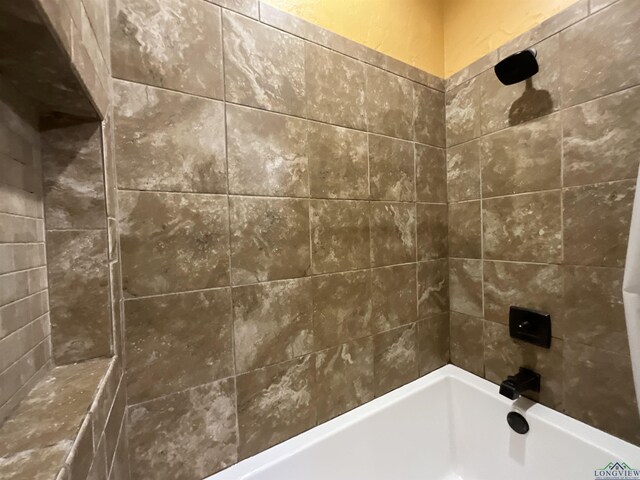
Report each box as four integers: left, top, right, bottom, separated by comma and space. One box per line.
262, 0, 580, 79
262, 0, 445, 77
443, 0, 579, 77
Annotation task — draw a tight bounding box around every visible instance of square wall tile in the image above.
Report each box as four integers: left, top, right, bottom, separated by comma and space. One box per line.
229, 196, 310, 285
371, 264, 417, 334
448, 201, 481, 259
316, 338, 373, 423
484, 261, 563, 337
127, 379, 237, 479
417, 313, 450, 375
223, 11, 305, 116
562, 85, 640, 187
563, 266, 628, 353
114, 80, 227, 193
447, 140, 480, 202
563, 181, 634, 267
237, 356, 316, 459
308, 122, 368, 200
417, 203, 447, 261
232, 278, 312, 373
226, 105, 308, 197
368, 134, 415, 202
449, 258, 483, 318
373, 323, 419, 396
305, 43, 366, 130
119, 191, 229, 297
312, 270, 372, 351
415, 144, 447, 203
310, 200, 370, 274
365, 66, 413, 140
125, 288, 233, 404
370, 202, 416, 267
48, 230, 111, 364
561, 0, 640, 106
484, 322, 564, 409
483, 191, 562, 263
480, 114, 561, 197
413, 83, 445, 147
418, 259, 449, 319
450, 312, 484, 377
41, 122, 104, 229
111, 0, 224, 99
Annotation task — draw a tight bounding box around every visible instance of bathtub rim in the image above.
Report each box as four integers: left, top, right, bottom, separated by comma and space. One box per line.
209, 364, 640, 479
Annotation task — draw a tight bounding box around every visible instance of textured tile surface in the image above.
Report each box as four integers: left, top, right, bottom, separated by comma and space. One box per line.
229, 197, 310, 285
371, 264, 417, 333
448, 201, 481, 259
373, 323, 419, 396
417, 203, 448, 261
365, 66, 413, 140
370, 202, 416, 267
111, 0, 224, 99
125, 289, 232, 404
413, 83, 445, 147
415, 144, 447, 203
369, 135, 415, 202
449, 258, 483, 318
450, 312, 484, 376
446, 140, 480, 202
446, 76, 480, 146
418, 259, 449, 319
114, 80, 227, 193
417, 313, 449, 375
223, 11, 305, 116
119, 191, 229, 297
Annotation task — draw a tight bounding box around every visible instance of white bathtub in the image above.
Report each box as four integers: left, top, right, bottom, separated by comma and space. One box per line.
210, 365, 640, 480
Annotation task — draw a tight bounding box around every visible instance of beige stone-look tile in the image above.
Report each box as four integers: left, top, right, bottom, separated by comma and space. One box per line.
563, 180, 634, 267
305, 43, 366, 130
237, 355, 316, 460
561, 0, 640, 107
87, 434, 107, 480
307, 122, 368, 200
207, 0, 258, 18
226, 104, 308, 197
0, 442, 69, 480
449, 258, 483, 318
562, 85, 640, 187
365, 66, 413, 141
371, 264, 417, 334
589, 0, 618, 12
483, 191, 562, 263
42, 122, 105, 229
0, 215, 42, 244
229, 196, 310, 285
480, 114, 562, 197
484, 261, 564, 337
48, 230, 110, 364
125, 288, 232, 404
316, 337, 374, 423
111, 0, 224, 99
415, 144, 446, 203
0, 315, 49, 373
418, 259, 449, 319
479, 35, 561, 136
113, 80, 227, 193
446, 50, 498, 90
450, 312, 484, 377
128, 379, 237, 479
373, 323, 419, 396
66, 415, 93, 480
368, 134, 415, 202
223, 11, 305, 116
312, 270, 372, 351
413, 83, 445, 147
448, 201, 481, 259
564, 266, 628, 354
233, 278, 312, 373
119, 191, 229, 297
417, 203, 447, 261
446, 76, 480, 147
109, 420, 131, 480
310, 200, 370, 274
484, 322, 564, 409
369, 202, 416, 267
417, 313, 449, 375
564, 342, 640, 445
447, 140, 480, 202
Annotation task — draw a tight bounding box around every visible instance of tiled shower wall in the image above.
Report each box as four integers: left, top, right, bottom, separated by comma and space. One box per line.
0, 77, 50, 424
446, 0, 640, 445
109, 0, 447, 477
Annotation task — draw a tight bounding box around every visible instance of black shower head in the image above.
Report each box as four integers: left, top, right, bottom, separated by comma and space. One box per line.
494, 48, 539, 85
